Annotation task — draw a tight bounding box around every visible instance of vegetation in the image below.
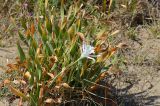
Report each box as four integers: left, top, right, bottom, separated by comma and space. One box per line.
0, 0, 159, 106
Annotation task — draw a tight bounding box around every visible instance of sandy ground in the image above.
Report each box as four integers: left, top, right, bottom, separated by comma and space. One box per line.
0, 47, 17, 106
114, 28, 160, 106
0, 47, 17, 71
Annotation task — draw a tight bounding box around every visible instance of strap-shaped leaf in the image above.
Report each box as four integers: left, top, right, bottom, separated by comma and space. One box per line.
17, 43, 26, 62
41, 28, 48, 43
29, 46, 36, 60
21, 18, 27, 30
45, 42, 53, 56
38, 23, 42, 35
46, 18, 52, 33
103, 0, 107, 12
37, 64, 42, 81
18, 31, 28, 46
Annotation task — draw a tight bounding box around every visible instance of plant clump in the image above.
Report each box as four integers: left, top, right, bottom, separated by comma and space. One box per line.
3, 0, 124, 106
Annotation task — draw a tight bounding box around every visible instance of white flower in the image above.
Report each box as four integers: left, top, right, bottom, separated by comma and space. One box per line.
80, 42, 96, 62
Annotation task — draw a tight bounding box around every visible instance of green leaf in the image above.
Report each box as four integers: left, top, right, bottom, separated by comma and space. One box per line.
46, 18, 52, 33
29, 46, 36, 60
30, 93, 38, 106
103, 0, 107, 12
31, 38, 38, 50
38, 23, 42, 35
21, 18, 27, 30
41, 30, 48, 43
17, 43, 26, 62
36, 64, 42, 81
45, 42, 53, 56
108, 0, 116, 14
29, 71, 34, 86
70, 42, 78, 56
54, 22, 60, 38
18, 31, 28, 46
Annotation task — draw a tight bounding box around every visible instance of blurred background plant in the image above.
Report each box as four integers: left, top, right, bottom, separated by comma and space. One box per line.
0, 0, 35, 47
